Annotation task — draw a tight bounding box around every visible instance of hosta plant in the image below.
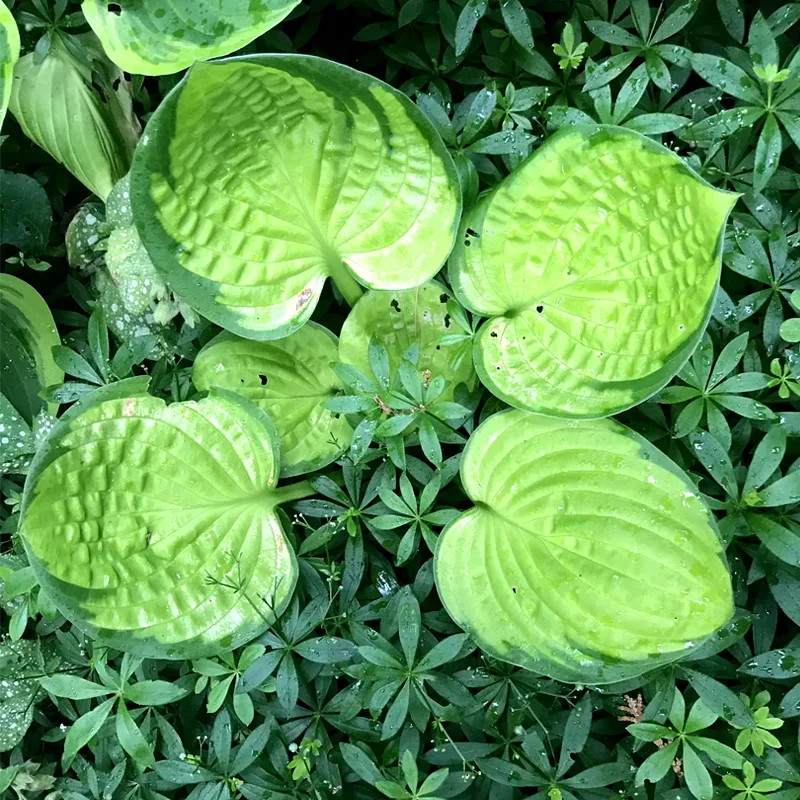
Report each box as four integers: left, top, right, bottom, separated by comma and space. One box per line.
131, 55, 461, 340
19, 379, 315, 658
448, 125, 738, 418
434, 409, 734, 683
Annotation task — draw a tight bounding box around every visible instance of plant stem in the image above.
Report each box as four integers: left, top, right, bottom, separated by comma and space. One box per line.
273, 479, 316, 505
328, 257, 364, 306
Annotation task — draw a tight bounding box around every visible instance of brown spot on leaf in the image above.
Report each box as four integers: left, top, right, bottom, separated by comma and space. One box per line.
296, 287, 313, 310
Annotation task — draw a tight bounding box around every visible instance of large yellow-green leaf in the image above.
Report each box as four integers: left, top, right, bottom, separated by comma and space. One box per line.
9, 34, 139, 200
0, 274, 62, 423
193, 323, 352, 476
434, 410, 733, 683
81, 0, 301, 76
0, 0, 19, 129
449, 126, 738, 418
20, 380, 310, 658
130, 56, 461, 340
339, 280, 477, 402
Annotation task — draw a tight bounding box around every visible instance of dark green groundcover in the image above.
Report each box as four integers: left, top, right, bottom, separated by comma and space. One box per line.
2, 0, 800, 799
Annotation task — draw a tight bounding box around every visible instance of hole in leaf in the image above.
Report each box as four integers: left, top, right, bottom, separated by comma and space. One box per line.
490, 331, 497, 337
258, 374, 268, 386
536, 304, 544, 313
512, 586, 517, 594
112, 78, 121, 91
390, 299, 401, 312
466, 227, 481, 238
444, 314, 451, 328
439, 293, 448, 303
107, 2, 122, 14
464, 240, 471, 247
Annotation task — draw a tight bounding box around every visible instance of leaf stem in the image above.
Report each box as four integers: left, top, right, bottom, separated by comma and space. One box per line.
273, 479, 316, 505
328, 258, 364, 307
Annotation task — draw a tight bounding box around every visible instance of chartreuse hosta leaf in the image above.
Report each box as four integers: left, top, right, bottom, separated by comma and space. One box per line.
0, 1, 19, 130
435, 410, 733, 683
131, 56, 460, 340
82, 0, 301, 76
192, 323, 352, 476
9, 34, 139, 200
20, 380, 314, 658
339, 281, 477, 400
0, 274, 62, 423
449, 125, 738, 418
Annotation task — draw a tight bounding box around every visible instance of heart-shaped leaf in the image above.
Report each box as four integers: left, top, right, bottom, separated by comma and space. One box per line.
130, 56, 461, 340
434, 409, 733, 683
449, 126, 738, 418
0, 1, 19, 130
0, 273, 62, 423
339, 281, 477, 401
82, 0, 302, 76
193, 322, 352, 476
20, 380, 311, 658
10, 35, 140, 200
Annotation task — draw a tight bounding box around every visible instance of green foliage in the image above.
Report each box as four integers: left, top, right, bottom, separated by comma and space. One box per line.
81, 0, 302, 76
130, 56, 461, 339
3, 2, 800, 800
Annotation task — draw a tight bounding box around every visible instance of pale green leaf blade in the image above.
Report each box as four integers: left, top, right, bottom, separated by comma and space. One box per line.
193, 323, 352, 476
81, 0, 302, 76
130, 56, 461, 339
338, 281, 477, 402
448, 126, 738, 418
9, 35, 139, 200
20, 380, 300, 658
0, 273, 62, 421
434, 410, 734, 683
0, 1, 19, 130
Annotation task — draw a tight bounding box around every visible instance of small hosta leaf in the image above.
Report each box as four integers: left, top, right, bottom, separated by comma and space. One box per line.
434, 409, 733, 683
9, 35, 140, 200
82, 0, 303, 76
20, 381, 305, 658
339, 281, 477, 402
0, 273, 62, 422
0, 2, 19, 130
193, 323, 352, 476
131, 56, 460, 339
449, 125, 738, 418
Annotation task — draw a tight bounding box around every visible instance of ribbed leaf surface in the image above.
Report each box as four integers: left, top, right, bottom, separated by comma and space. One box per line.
21, 382, 301, 658
193, 323, 351, 476
130, 56, 460, 339
339, 281, 476, 399
435, 410, 733, 683
449, 126, 737, 418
